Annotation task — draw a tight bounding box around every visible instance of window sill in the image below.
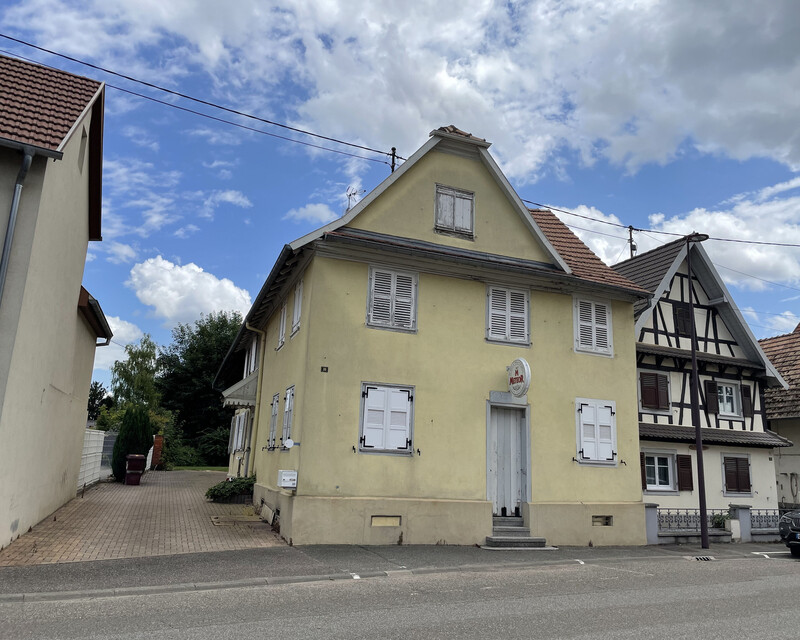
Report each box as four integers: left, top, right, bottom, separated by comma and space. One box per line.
575, 347, 613, 358
640, 408, 672, 416
434, 227, 474, 241
644, 488, 679, 495
366, 323, 417, 334
486, 337, 531, 348
575, 459, 617, 467
358, 449, 414, 457
718, 414, 743, 421
723, 491, 753, 498
290, 326, 300, 337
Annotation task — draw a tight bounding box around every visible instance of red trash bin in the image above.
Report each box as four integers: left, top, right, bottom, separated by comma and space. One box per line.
125, 454, 146, 485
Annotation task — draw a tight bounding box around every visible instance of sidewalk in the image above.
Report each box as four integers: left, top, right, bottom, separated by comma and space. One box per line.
0, 470, 282, 567
0, 540, 791, 601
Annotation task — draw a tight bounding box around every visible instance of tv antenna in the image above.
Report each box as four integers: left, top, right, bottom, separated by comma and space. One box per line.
346, 186, 366, 211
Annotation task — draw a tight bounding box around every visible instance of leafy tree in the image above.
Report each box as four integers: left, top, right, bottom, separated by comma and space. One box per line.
111, 334, 160, 408
87, 381, 110, 420
157, 311, 241, 464
111, 404, 154, 481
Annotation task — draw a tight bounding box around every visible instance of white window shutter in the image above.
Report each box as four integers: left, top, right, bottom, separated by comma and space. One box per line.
580, 403, 597, 460
594, 303, 609, 351
370, 270, 393, 325
363, 387, 387, 449
596, 405, 614, 460
454, 193, 472, 232
269, 394, 279, 447
508, 290, 527, 342
228, 416, 236, 453
292, 280, 303, 333
387, 389, 411, 450
278, 304, 287, 347
488, 288, 508, 339
393, 273, 415, 329
577, 300, 595, 350
436, 190, 454, 229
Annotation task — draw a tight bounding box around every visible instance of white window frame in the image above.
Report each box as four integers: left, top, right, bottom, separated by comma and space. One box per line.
291, 279, 303, 336
243, 337, 259, 377
359, 383, 414, 455
486, 286, 530, 345
435, 184, 474, 237
717, 381, 741, 417
575, 398, 617, 465
643, 450, 677, 491
268, 393, 280, 450
366, 267, 418, 332
277, 303, 287, 349
574, 298, 613, 356
281, 386, 294, 448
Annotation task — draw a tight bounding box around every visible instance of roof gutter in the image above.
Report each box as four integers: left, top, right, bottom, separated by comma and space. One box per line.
0, 147, 34, 309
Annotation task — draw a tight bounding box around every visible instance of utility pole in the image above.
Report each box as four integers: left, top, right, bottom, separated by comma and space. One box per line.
628, 226, 637, 259
686, 232, 710, 549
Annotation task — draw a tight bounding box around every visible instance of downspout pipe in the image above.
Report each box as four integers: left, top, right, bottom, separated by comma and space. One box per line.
243, 321, 267, 478
0, 149, 34, 308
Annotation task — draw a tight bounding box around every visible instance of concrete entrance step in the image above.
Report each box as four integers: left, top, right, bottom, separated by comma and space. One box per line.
492, 526, 532, 537
484, 535, 548, 548
493, 516, 525, 527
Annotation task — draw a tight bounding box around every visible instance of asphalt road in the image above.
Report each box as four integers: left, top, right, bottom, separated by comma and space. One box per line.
2, 552, 798, 639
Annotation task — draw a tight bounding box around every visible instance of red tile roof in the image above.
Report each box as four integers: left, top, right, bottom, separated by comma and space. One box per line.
530, 208, 648, 294
760, 324, 800, 419
0, 54, 101, 152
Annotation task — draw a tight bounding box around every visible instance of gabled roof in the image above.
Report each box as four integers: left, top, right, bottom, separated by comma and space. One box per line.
760, 324, 800, 419
612, 238, 786, 387
288, 126, 571, 274
0, 54, 105, 240
530, 209, 647, 293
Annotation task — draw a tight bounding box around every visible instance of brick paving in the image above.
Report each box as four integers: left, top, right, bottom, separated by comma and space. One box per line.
0, 471, 283, 566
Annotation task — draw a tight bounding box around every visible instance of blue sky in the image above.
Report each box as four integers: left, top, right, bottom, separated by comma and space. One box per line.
1, 0, 799, 388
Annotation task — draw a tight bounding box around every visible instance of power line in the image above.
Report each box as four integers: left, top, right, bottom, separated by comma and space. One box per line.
0, 33, 404, 161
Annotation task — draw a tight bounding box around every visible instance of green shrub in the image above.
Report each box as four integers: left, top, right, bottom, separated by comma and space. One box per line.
111, 404, 154, 481
205, 476, 255, 501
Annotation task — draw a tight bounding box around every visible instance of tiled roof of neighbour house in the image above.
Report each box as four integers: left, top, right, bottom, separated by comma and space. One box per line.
0, 54, 101, 152
0, 54, 105, 240
529, 208, 649, 294
640, 423, 792, 448
611, 237, 686, 315
760, 325, 800, 419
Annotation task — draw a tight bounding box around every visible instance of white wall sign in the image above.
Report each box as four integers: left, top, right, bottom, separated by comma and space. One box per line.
278, 469, 298, 488
507, 358, 531, 397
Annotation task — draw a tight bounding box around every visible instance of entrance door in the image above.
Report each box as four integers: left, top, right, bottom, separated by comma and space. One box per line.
488, 406, 526, 517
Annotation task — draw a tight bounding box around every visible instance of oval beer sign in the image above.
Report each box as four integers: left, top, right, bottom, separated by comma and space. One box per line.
507, 358, 531, 397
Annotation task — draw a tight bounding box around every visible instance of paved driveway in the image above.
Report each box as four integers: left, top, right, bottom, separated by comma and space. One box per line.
0, 471, 283, 566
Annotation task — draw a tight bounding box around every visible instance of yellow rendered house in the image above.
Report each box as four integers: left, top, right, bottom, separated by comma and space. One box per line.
215, 126, 651, 546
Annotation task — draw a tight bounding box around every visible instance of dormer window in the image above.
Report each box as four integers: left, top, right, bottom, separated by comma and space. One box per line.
435, 184, 474, 238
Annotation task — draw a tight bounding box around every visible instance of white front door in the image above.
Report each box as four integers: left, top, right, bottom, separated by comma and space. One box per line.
488, 406, 526, 517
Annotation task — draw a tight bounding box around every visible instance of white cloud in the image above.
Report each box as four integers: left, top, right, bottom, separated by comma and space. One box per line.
106, 242, 139, 264
92, 316, 144, 372
741, 307, 800, 337
174, 224, 200, 238
121, 125, 160, 152
126, 256, 251, 325
200, 189, 253, 219
283, 203, 338, 225
7, 1, 799, 182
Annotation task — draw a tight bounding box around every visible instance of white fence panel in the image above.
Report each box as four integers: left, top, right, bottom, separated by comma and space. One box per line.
77, 429, 106, 491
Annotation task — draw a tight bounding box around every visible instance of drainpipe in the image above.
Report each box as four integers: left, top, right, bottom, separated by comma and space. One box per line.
0, 149, 34, 308
244, 321, 267, 477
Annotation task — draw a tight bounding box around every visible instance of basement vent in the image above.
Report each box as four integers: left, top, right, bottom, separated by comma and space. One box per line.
592, 515, 613, 527
371, 515, 401, 527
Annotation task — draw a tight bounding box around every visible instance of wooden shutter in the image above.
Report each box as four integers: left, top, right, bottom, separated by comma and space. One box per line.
436, 188, 454, 229
508, 290, 527, 342
268, 394, 279, 447
596, 405, 615, 460
577, 300, 595, 350
363, 386, 386, 449
741, 385, 753, 418
292, 280, 303, 333
594, 303, 610, 352
393, 273, 415, 329
640, 452, 647, 490
278, 304, 287, 347
282, 387, 294, 444
724, 457, 751, 493
673, 303, 692, 336
657, 375, 669, 409
369, 270, 393, 325
387, 389, 412, 451
362, 386, 412, 451
579, 403, 597, 460
228, 416, 236, 454
676, 454, 693, 491
453, 192, 472, 232
489, 288, 508, 340
640, 373, 659, 409
704, 380, 719, 414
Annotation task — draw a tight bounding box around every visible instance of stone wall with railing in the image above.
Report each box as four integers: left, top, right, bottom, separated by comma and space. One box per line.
645, 504, 783, 544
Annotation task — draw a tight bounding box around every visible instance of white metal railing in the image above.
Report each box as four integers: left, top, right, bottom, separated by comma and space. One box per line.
657, 508, 731, 531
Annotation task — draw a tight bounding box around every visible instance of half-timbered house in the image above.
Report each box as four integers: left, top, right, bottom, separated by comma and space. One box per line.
612, 238, 790, 510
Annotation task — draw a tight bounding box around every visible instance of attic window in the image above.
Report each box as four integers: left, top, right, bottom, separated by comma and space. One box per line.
78, 127, 88, 173
435, 184, 474, 238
